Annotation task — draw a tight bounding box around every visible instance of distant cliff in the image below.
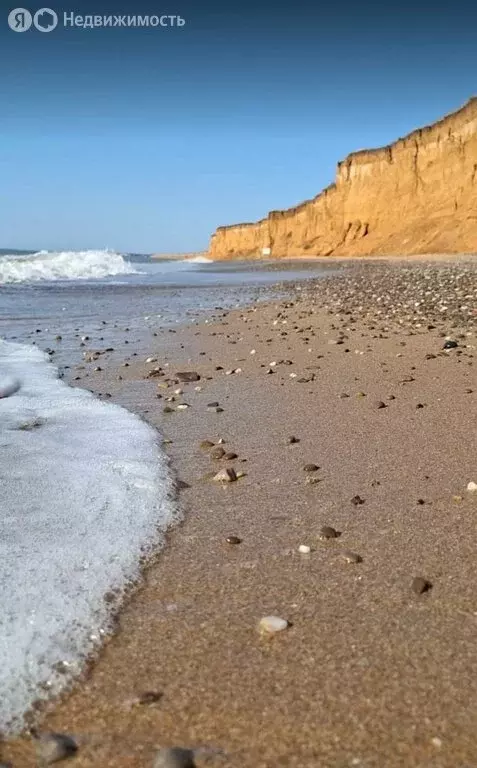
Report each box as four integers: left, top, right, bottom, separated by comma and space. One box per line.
208, 98, 477, 259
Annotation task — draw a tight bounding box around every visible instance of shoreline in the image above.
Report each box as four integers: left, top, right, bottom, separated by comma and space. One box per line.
4, 258, 477, 767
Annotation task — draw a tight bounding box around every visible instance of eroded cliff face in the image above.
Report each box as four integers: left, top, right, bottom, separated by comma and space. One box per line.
208, 99, 477, 259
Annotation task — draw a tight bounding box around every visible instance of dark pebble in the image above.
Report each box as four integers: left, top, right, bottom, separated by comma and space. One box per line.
226, 536, 242, 545
287, 436, 300, 444
319, 525, 340, 540
351, 495, 365, 506
412, 576, 432, 595
138, 690, 163, 705
443, 340, 458, 349
224, 452, 238, 460
375, 401, 387, 409
303, 463, 320, 472
153, 747, 196, 768
176, 371, 200, 382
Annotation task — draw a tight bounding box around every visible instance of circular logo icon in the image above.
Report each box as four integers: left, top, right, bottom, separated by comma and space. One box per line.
33, 7, 58, 31
8, 8, 33, 31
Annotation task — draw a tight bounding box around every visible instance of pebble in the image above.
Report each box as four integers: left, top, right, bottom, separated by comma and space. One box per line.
199, 440, 215, 450
443, 340, 458, 349
375, 400, 387, 409
208, 405, 224, 413
303, 463, 320, 472
298, 544, 311, 554
176, 371, 200, 382
467, 481, 477, 492
213, 468, 237, 483
146, 356, 158, 363
176, 404, 190, 410
137, 690, 163, 705
287, 436, 300, 444
412, 576, 432, 595
342, 551, 362, 564
351, 495, 365, 506
226, 535, 242, 545
33, 731, 78, 765
258, 616, 289, 634
319, 526, 340, 540
210, 446, 226, 460
152, 747, 196, 768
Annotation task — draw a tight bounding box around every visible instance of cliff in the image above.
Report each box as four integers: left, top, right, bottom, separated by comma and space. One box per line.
208, 98, 477, 259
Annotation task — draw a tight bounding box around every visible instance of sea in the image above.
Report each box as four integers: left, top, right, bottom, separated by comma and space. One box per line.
0, 248, 332, 734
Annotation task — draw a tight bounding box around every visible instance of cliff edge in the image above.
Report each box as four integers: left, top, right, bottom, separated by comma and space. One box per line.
208, 98, 477, 259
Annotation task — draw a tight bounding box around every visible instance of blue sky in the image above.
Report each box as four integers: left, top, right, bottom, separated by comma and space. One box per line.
1, 0, 476, 253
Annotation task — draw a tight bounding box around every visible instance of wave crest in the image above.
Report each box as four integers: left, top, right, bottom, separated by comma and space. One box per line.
0, 249, 137, 284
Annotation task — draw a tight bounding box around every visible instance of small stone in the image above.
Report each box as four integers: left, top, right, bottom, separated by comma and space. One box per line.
137, 690, 163, 705
224, 452, 238, 460
351, 495, 365, 506
375, 401, 387, 409
176, 404, 190, 410
356, 391, 366, 398
207, 401, 219, 407
319, 526, 340, 540
33, 732, 78, 765
412, 576, 432, 595
210, 446, 226, 460
342, 551, 362, 564
443, 340, 458, 349
208, 405, 224, 413
226, 536, 242, 545
152, 747, 196, 768
453, 495, 463, 502
258, 616, 289, 634
163, 406, 174, 414
176, 372, 200, 382
287, 436, 300, 444
467, 481, 477, 492
339, 392, 350, 398
199, 440, 215, 450
298, 544, 311, 554
146, 356, 157, 363
213, 468, 237, 483
303, 463, 320, 472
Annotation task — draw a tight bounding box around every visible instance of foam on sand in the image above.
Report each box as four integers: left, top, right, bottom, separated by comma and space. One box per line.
0, 340, 178, 734
0, 249, 137, 283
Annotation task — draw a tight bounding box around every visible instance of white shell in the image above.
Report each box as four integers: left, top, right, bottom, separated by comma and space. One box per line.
259, 616, 289, 634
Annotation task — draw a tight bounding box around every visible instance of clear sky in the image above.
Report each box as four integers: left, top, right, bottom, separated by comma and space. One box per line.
1, 0, 476, 253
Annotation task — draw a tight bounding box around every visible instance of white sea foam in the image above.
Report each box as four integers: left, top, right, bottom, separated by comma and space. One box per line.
184, 255, 212, 264
0, 340, 178, 734
0, 249, 137, 284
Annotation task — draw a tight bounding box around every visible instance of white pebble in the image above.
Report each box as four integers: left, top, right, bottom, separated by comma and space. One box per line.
298, 545, 311, 554
176, 404, 190, 410
250, 349, 256, 355
258, 615, 289, 634
174, 388, 183, 395
467, 481, 477, 492
146, 356, 157, 363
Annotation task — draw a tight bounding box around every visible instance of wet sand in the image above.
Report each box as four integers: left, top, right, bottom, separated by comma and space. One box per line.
4, 259, 477, 768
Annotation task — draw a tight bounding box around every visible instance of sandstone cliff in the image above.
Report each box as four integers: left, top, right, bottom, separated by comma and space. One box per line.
208, 98, 477, 259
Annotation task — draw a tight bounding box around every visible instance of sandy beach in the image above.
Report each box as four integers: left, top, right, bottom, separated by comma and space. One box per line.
4, 258, 477, 768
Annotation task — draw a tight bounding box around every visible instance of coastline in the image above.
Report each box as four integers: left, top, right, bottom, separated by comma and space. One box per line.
4, 258, 477, 767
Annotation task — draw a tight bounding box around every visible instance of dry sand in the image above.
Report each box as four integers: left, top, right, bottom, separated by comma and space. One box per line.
4, 260, 477, 768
